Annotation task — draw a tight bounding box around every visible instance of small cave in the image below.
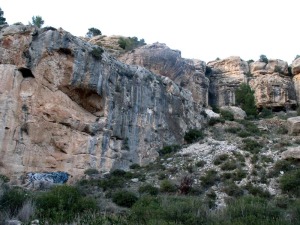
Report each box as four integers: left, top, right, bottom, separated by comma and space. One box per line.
58, 48, 73, 56
60, 86, 103, 115
18, 67, 35, 78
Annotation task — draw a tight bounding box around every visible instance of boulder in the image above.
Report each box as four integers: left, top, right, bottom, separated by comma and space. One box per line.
292, 57, 300, 75
204, 109, 220, 119
220, 106, 246, 120
287, 117, 300, 135
281, 147, 300, 159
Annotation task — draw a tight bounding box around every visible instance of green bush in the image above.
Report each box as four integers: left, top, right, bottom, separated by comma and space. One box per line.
280, 169, 300, 197
259, 107, 273, 118
158, 145, 181, 156
208, 117, 225, 126
118, 36, 146, 51
139, 184, 159, 196
36, 185, 97, 221
223, 182, 243, 197
244, 183, 271, 198
91, 47, 104, 60
259, 54, 269, 64
0, 187, 30, 215
160, 179, 177, 193
242, 138, 262, 154
0, 174, 9, 183
112, 190, 138, 208
99, 176, 126, 191
129, 163, 141, 169
130, 195, 209, 225
213, 154, 229, 165
220, 160, 237, 171
220, 110, 234, 121
195, 160, 206, 167
200, 169, 219, 188
235, 83, 258, 117
184, 129, 204, 144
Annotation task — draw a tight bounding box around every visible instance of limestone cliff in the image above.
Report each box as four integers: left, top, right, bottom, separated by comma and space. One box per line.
0, 25, 205, 183
118, 43, 209, 106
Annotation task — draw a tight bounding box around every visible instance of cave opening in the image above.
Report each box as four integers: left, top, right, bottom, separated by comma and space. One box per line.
18, 67, 35, 78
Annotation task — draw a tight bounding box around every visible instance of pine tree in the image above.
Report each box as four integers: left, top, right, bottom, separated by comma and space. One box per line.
31, 16, 44, 28
0, 7, 7, 25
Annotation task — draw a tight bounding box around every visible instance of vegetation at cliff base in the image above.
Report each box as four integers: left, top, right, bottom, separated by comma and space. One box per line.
235, 83, 257, 117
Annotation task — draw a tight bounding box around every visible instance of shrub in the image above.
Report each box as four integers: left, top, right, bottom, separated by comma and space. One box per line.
36, 185, 97, 217
195, 160, 206, 167
220, 110, 234, 121
0, 174, 9, 183
208, 117, 225, 126
0, 187, 30, 215
213, 154, 229, 165
160, 179, 177, 193
259, 107, 273, 118
242, 138, 262, 154
223, 182, 243, 197
244, 183, 271, 198
138, 184, 159, 196
279, 169, 300, 197
84, 168, 99, 176
184, 129, 204, 144
112, 190, 138, 208
235, 83, 258, 117
118, 36, 146, 51
220, 160, 237, 171
99, 176, 126, 191
86, 27, 102, 38
91, 47, 104, 60
158, 145, 181, 156
129, 163, 141, 169
200, 169, 219, 188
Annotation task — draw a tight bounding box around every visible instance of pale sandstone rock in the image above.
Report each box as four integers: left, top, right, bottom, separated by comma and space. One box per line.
287, 117, 300, 135
0, 25, 206, 183
207, 56, 248, 107
292, 57, 300, 75
204, 109, 220, 119
281, 147, 300, 159
220, 106, 246, 120
249, 74, 296, 109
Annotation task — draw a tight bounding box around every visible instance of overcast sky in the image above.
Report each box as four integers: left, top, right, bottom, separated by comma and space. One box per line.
1, 0, 299, 63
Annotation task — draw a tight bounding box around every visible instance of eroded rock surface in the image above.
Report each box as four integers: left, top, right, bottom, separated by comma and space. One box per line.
0, 25, 205, 183
206, 57, 248, 107
118, 43, 209, 106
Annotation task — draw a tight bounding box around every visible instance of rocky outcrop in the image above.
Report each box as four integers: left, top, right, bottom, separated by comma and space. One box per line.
88, 35, 125, 57
118, 43, 209, 106
249, 73, 296, 110
220, 106, 246, 120
206, 57, 248, 107
287, 117, 300, 135
292, 57, 300, 103
281, 147, 300, 159
0, 25, 205, 183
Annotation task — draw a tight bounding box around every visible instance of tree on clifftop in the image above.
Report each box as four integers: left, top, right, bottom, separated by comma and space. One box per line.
86, 27, 102, 38
31, 16, 44, 28
0, 7, 7, 25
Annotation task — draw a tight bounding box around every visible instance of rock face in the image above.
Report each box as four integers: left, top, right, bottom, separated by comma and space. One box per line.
287, 117, 300, 135
281, 147, 300, 159
207, 56, 296, 110
0, 25, 205, 183
118, 43, 209, 106
292, 57, 300, 103
206, 57, 248, 107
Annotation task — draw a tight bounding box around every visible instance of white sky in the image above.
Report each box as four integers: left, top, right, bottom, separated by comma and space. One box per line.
1, 0, 299, 64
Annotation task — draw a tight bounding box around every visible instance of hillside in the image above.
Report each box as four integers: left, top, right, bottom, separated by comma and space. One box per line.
0, 24, 300, 224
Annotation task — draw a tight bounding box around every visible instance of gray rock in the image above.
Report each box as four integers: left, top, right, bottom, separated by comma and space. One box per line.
287, 117, 300, 135
220, 106, 246, 120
